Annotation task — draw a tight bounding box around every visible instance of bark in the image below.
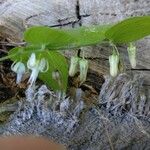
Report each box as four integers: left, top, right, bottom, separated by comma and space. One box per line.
0, 1, 150, 149
1, 74, 150, 150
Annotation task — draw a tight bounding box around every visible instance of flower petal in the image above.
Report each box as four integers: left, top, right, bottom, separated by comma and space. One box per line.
39, 58, 49, 72
11, 61, 26, 83
79, 59, 88, 83
127, 43, 136, 68
27, 53, 36, 69
69, 56, 79, 77
109, 54, 119, 77
28, 67, 39, 86
16, 73, 23, 84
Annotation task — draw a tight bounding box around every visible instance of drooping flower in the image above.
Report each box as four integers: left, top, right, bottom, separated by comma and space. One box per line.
79, 58, 88, 83
11, 61, 26, 84
69, 56, 79, 77
27, 53, 49, 86
127, 43, 136, 68
27, 53, 36, 69
109, 53, 119, 77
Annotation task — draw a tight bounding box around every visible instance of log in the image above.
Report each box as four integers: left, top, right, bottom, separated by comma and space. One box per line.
0, 1, 150, 149
1, 74, 150, 149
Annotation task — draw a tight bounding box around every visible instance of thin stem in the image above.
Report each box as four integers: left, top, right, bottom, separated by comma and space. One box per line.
109, 41, 119, 55
0, 54, 16, 61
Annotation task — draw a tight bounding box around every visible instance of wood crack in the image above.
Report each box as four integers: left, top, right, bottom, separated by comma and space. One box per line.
130, 69, 150, 71
76, 0, 82, 26
83, 57, 108, 61
49, 21, 78, 28
75, 0, 82, 56
25, 12, 79, 28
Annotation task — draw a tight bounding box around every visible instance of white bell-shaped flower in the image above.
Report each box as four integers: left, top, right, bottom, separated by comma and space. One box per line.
27, 53, 36, 69
27, 53, 49, 86
79, 59, 88, 83
28, 66, 39, 86
11, 61, 26, 84
127, 43, 136, 68
38, 58, 49, 72
109, 53, 119, 77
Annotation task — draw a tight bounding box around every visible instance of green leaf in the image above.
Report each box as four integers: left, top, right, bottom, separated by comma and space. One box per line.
62, 25, 111, 48
39, 51, 68, 91
8, 46, 42, 62
24, 26, 75, 47
8, 47, 26, 62
105, 16, 150, 43
0, 54, 17, 62
24, 25, 110, 50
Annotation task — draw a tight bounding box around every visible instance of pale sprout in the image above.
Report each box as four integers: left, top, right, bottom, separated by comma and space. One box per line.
109, 53, 119, 77
11, 61, 26, 84
127, 43, 136, 68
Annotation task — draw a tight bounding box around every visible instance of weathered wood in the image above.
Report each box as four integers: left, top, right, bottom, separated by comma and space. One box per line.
0, 0, 77, 41
0, 1, 150, 149
80, 0, 150, 24
1, 74, 150, 150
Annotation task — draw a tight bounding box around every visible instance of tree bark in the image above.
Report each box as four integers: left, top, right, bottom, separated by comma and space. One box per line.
1, 74, 150, 150
0, 1, 150, 149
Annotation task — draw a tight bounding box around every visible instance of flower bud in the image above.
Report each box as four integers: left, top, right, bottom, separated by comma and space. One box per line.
39, 58, 49, 72
69, 56, 79, 77
27, 53, 36, 69
79, 59, 88, 83
52, 70, 62, 88
52, 70, 60, 81
127, 43, 136, 68
109, 53, 119, 77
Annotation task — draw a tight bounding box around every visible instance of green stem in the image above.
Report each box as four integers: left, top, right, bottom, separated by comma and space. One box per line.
0, 53, 17, 61
109, 41, 119, 55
